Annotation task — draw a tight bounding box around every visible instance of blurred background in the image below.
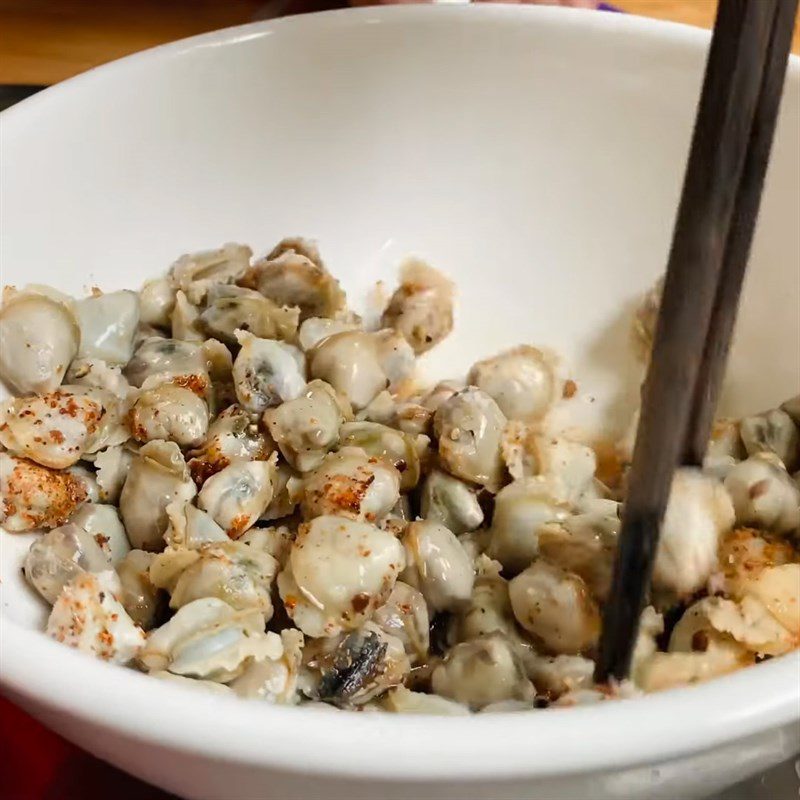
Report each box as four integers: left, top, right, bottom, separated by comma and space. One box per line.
1, 1, 797, 89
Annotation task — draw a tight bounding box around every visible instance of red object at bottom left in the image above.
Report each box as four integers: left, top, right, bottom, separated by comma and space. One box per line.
0, 696, 176, 800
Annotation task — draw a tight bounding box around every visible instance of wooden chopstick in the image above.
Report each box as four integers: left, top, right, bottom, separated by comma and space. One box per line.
595, 0, 797, 684
682, 0, 800, 467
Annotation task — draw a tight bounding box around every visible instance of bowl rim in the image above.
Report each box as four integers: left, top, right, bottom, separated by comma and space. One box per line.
2, 3, 799, 782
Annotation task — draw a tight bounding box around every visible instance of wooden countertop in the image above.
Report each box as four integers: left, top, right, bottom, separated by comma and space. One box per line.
0, 0, 798, 85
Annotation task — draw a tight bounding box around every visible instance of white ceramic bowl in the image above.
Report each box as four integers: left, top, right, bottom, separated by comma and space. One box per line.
1, 7, 798, 800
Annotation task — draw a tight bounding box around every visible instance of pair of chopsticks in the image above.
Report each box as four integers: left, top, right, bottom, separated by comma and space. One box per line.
596, 0, 799, 683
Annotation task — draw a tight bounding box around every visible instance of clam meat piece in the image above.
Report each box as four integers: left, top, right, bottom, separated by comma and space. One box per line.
139, 277, 176, 329
66, 358, 135, 399
47, 571, 145, 664
487, 476, 571, 575
200, 284, 300, 346
155, 540, 278, 617
703, 418, 746, 479
116, 549, 163, 630
381, 259, 454, 355
372, 581, 430, 663
138, 597, 281, 682
420, 469, 484, 534
129, 381, 210, 448
431, 633, 534, 710
536, 509, 619, 602
170, 290, 205, 342
277, 515, 405, 638
163, 498, 227, 550
170, 243, 253, 305
297, 317, 360, 352
260, 460, 301, 521
238, 248, 345, 321
0, 289, 80, 394
264, 380, 350, 473
339, 421, 426, 491
401, 520, 475, 613
197, 456, 277, 538
501, 424, 597, 502
118, 440, 197, 551
508, 560, 601, 655
525, 654, 595, 699
299, 446, 400, 523
380, 687, 470, 715
23, 522, 112, 604
467, 345, 558, 423
451, 556, 518, 643
308, 330, 415, 412
70, 503, 130, 564
124, 337, 209, 392
265, 236, 324, 267
671, 596, 793, 660
67, 464, 101, 503
433, 387, 507, 491
74, 289, 140, 364
188, 404, 274, 486
240, 524, 295, 569
232, 331, 306, 415
718, 528, 800, 637
740, 408, 799, 472
94, 444, 133, 504
308, 622, 411, 707
652, 468, 735, 597
231, 628, 304, 703
723, 454, 800, 534
0, 386, 126, 469
1, 452, 88, 532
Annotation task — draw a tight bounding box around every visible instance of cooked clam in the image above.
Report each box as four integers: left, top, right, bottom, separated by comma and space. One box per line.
162, 499, 227, 549
433, 387, 507, 491
154, 540, 278, 617
197, 456, 277, 538
139, 277, 176, 329
401, 520, 475, 613
116, 549, 164, 630
420, 469, 484, 534
308, 330, 415, 412
277, 515, 405, 638
94, 444, 133, 504
309, 623, 411, 707
74, 289, 140, 364
431, 633, 535, 710
232, 331, 306, 415
381, 259, 454, 355
170, 290, 204, 342
0, 386, 126, 469
652, 468, 735, 597
740, 408, 800, 472
264, 380, 350, 473
231, 628, 304, 703
129, 381, 210, 448
124, 337, 209, 393
70, 503, 130, 565
239, 248, 345, 321
47, 571, 145, 664
297, 317, 359, 352
372, 581, 430, 663
170, 243, 253, 306
118, 440, 197, 551
468, 346, 558, 423
723, 454, 800, 534
1, 452, 87, 532
200, 285, 300, 346
188, 404, 274, 486
487, 477, 571, 575
0, 289, 80, 394
508, 560, 600, 655
339, 421, 427, 491
299, 446, 400, 523
138, 597, 281, 682
23, 522, 112, 604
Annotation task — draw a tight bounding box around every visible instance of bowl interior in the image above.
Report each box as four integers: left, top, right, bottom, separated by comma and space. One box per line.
1, 3, 798, 780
